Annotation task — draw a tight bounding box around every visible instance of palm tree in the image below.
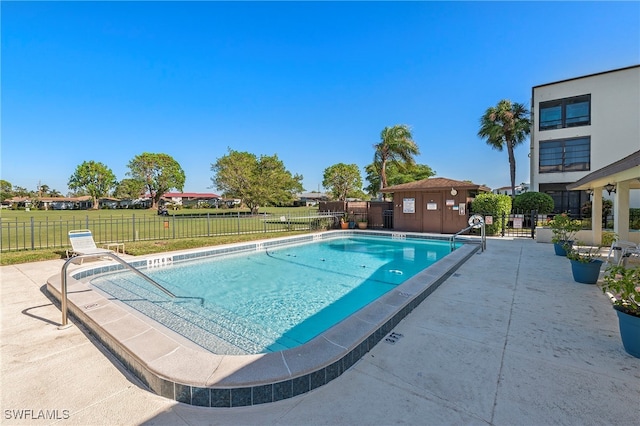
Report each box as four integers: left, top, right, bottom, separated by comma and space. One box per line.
478, 100, 531, 198
373, 125, 420, 198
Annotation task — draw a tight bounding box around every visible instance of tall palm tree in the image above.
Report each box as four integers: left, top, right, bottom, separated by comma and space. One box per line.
373, 125, 420, 198
478, 100, 531, 198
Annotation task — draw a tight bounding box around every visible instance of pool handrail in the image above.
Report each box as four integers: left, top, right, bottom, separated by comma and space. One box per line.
59, 252, 176, 328
450, 223, 486, 252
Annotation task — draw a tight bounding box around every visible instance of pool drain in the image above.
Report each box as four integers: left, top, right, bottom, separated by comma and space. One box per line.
384, 331, 404, 345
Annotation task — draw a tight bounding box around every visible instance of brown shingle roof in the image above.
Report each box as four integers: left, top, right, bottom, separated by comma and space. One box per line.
162, 192, 220, 198
380, 177, 490, 192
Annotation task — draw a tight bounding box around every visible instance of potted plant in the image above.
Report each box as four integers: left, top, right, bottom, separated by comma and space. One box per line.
601, 264, 640, 358
548, 213, 582, 256
601, 231, 618, 247
565, 242, 603, 284
357, 217, 368, 230
340, 214, 349, 229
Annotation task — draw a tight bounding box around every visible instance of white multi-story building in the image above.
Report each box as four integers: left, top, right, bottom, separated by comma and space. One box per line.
491, 184, 529, 196
530, 65, 640, 241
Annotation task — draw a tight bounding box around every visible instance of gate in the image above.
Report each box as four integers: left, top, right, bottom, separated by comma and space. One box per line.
500, 210, 543, 238
383, 209, 393, 229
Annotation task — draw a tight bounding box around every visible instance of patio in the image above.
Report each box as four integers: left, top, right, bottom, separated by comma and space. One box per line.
1, 237, 638, 425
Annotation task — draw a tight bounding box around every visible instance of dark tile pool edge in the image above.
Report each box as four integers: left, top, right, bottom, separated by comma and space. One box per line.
46, 232, 480, 408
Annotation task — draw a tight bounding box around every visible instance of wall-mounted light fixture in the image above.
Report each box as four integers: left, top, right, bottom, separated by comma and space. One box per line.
604, 183, 617, 195
586, 189, 593, 196
450, 188, 458, 196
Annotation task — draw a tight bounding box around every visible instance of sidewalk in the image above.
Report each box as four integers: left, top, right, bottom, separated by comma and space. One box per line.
1, 238, 639, 425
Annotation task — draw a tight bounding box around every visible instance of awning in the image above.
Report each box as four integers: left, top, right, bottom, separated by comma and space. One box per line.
566, 150, 640, 191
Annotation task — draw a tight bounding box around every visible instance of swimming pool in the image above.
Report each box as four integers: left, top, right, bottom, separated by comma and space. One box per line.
89, 235, 456, 355
47, 230, 480, 407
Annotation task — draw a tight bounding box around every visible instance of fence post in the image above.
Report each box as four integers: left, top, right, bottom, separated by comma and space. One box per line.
530, 210, 536, 239
30, 217, 35, 250
237, 211, 241, 234
501, 212, 506, 237
132, 214, 136, 242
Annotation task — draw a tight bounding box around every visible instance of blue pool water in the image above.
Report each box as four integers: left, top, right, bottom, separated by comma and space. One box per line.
90, 235, 456, 355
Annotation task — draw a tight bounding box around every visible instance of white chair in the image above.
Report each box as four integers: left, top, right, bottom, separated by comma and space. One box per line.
67, 229, 114, 264
605, 240, 640, 267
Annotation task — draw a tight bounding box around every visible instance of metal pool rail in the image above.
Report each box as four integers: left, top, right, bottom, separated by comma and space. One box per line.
58, 252, 176, 328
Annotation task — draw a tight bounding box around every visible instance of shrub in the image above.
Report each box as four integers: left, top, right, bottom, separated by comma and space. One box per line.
548, 213, 582, 243
471, 193, 511, 235
581, 199, 613, 217
602, 232, 618, 247
602, 265, 640, 318
631, 208, 640, 230
513, 192, 554, 214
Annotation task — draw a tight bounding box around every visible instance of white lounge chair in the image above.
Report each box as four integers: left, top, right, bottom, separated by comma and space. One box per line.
67, 229, 114, 263
605, 240, 640, 267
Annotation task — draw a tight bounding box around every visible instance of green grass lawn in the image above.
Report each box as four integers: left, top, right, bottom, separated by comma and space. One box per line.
0, 206, 315, 220
0, 206, 334, 264
0, 230, 315, 265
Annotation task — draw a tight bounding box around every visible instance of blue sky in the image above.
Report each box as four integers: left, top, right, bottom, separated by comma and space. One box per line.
2, 1, 639, 197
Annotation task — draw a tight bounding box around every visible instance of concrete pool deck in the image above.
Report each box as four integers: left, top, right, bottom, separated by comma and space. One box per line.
1, 237, 639, 425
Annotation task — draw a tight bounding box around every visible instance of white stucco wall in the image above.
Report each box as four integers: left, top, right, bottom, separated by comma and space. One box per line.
530, 66, 640, 193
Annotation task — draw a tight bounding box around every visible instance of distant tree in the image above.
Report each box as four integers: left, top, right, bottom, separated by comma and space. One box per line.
38, 184, 50, 196
581, 199, 613, 218
364, 162, 435, 198
478, 100, 531, 199
68, 160, 117, 209
373, 125, 420, 199
127, 152, 185, 209
322, 163, 363, 201
114, 178, 146, 199
35, 184, 61, 197
211, 148, 303, 214
12, 186, 30, 197
0, 180, 13, 201
67, 189, 88, 198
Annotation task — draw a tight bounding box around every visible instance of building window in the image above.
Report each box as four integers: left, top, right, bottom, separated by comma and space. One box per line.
539, 94, 590, 130
539, 183, 589, 218
539, 137, 590, 173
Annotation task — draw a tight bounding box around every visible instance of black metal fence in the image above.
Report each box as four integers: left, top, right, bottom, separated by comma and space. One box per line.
0, 211, 341, 252
546, 210, 640, 231
500, 210, 542, 238
499, 209, 640, 239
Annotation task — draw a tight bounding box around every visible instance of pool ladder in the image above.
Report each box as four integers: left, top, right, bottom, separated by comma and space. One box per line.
59, 252, 177, 329
450, 223, 486, 252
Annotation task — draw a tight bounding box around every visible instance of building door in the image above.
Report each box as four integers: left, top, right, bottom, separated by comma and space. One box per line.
423, 192, 442, 233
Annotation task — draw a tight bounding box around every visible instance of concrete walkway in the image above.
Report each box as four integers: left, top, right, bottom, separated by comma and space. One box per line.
1, 238, 639, 425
